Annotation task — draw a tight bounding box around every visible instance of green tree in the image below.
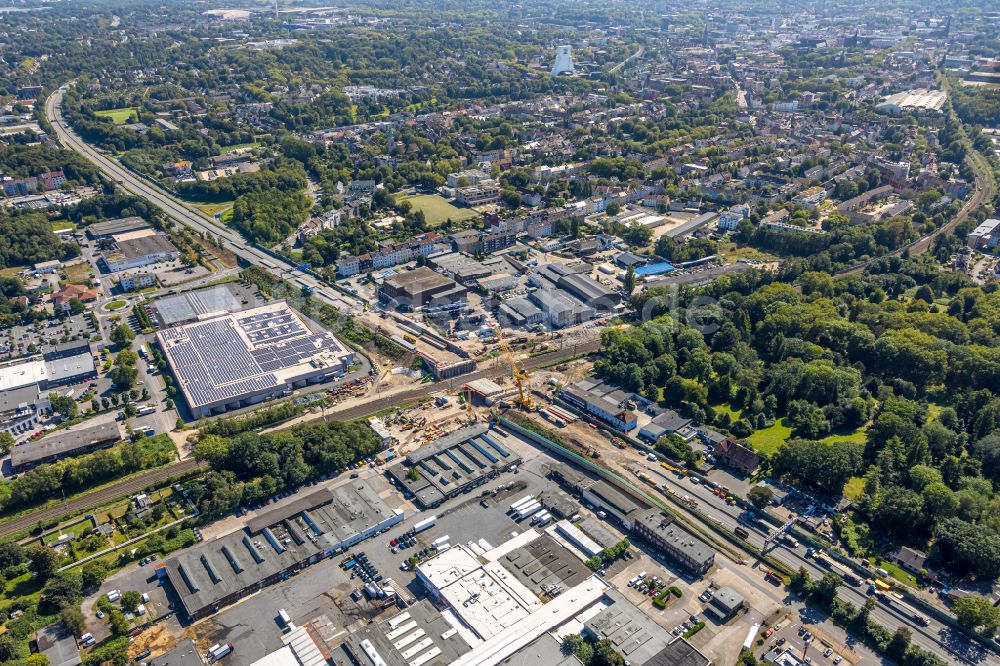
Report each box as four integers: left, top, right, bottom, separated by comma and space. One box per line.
26, 654, 50, 666
0, 636, 20, 662
0, 431, 13, 455
112, 363, 138, 390
109, 609, 130, 637
81, 561, 109, 589
623, 265, 636, 296
28, 545, 58, 581
562, 634, 594, 664
120, 590, 142, 613
811, 572, 840, 608
953, 596, 1000, 635
60, 605, 87, 636
887, 626, 912, 660
48, 392, 78, 419
110, 323, 135, 348
748, 486, 774, 509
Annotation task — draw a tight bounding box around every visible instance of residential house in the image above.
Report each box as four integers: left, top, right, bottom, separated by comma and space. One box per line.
712, 438, 760, 474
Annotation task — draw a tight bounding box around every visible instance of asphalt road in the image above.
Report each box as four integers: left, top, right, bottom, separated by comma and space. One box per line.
0, 459, 205, 540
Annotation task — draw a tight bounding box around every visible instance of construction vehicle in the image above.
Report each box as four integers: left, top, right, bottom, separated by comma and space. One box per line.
494, 325, 536, 411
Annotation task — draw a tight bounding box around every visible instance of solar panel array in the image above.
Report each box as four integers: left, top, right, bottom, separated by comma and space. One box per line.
159, 303, 349, 410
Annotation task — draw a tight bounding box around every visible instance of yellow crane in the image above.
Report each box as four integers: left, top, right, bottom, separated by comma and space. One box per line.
493, 325, 536, 411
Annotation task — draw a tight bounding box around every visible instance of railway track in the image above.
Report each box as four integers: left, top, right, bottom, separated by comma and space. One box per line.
0, 459, 205, 540
330, 339, 601, 422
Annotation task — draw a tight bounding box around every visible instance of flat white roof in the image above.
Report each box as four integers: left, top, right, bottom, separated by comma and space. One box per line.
450, 576, 609, 666
0, 357, 47, 392
250, 646, 299, 666
971, 218, 1000, 236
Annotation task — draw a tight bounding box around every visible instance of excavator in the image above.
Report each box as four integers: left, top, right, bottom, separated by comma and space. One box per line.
493, 324, 537, 412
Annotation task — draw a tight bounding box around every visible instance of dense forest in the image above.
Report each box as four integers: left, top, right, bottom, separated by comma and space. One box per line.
0, 211, 80, 269
190, 420, 383, 518
601, 254, 1000, 579
0, 144, 99, 185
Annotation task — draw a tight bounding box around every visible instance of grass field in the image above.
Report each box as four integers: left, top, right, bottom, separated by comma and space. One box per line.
402, 194, 479, 226
64, 262, 92, 283
747, 418, 866, 456
842, 476, 865, 499
717, 242, 778, 263
195, 201, 234, 218
878, 560, 919, 587
712, 403, 743, 421
819, 428, 867, 445
747, 418, 792, 456
95, 107, 138, 124
51, 220, 76, 232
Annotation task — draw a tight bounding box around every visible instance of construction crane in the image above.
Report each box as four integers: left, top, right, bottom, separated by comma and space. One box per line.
464, 388, 477, 423
493, 325, 535, 411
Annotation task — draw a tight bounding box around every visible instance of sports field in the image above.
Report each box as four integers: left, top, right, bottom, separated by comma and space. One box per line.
95, 107, 137, 124
402, 194, 479, 226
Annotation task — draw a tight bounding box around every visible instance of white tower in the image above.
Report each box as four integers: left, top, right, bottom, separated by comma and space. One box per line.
551, 45, 576, 76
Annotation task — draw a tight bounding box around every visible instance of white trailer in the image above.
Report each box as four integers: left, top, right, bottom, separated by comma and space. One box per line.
508, 495, 534, 513
515, 501, 542, 520
412, 516, 437, 534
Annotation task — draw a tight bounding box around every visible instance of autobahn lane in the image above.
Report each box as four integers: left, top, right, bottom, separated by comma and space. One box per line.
45, 89, 351, 308
638, 460, 998, 665
0, 459, 206, 540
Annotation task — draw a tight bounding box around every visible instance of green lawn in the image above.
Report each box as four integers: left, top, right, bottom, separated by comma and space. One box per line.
402, 194, 479, 226
95, 107, 137, 124
195, 201, 234, 217
106, 300, 126, 311
842, 476, 865, 499
51, 220, 77, 231
747, 418, 792, 455
819, 428, 867, 445
747, 419, 866, 456
878, 560, 919, 587
711, 403, 743, 421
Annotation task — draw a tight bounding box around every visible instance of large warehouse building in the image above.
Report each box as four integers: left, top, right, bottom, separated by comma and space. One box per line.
339, 530, 712, 666
387, 424, 523, 508
379, 266, 467, 310
164, 484, 403, 620
156, 301, 354, 418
